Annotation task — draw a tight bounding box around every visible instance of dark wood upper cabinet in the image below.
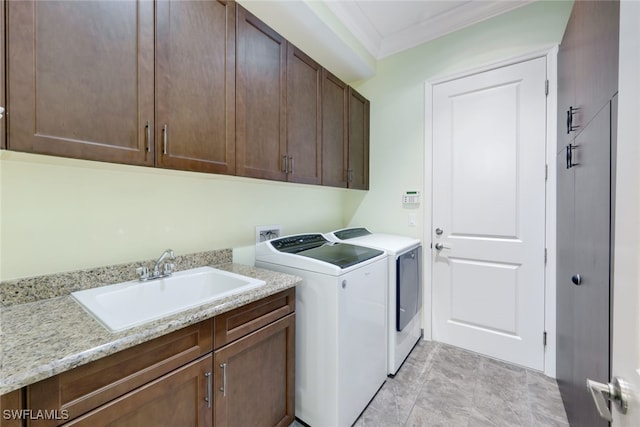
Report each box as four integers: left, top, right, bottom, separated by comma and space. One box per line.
235, 5, 287, 181
285, 44, 322, 185
559, 0, 620, 142
573, 0, 619, 129
321, 75, 370, 190
321, 70, 349, 188
5, 1, 369, 190
7, 0, 155, 166
156, 0, 236, 175
348, 88, 370, 190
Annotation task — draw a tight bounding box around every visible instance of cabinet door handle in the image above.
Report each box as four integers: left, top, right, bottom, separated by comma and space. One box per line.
204, 372, 212, 408
162, 124, 168, 155
289, 156, 294, 174
567, 106, 579, 134
145, 121, 151, 153
282, 155, 288, 173
219, 363, 227, 397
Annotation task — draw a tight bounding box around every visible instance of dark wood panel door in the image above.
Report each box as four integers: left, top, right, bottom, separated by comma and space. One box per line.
64, 355, 213, 427
156, 0, 235, 175
321, 70, 348, 188
7, 1, 154, 166
555, 144, 577, 424
286, 44, 322, 185
574, 0, 619, 129
348, 88, 370, 190
236, 5, 287, 181
569, 103, 611, 427
214, 314, 295, 427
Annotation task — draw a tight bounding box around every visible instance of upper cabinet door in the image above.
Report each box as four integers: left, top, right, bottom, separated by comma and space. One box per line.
7, 1, 154, 166
286, 44, 322, 185
348, 88, 370, 190
321, 70, 349, 188
236, 5, 287, 181
574, 0, 619, 129
156, 0, 236, 175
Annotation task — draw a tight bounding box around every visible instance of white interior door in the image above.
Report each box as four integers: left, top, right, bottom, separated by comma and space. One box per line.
431, 57, 547, 370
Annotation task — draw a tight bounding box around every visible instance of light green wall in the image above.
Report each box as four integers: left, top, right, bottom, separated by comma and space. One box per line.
0, 0, 572, 281
0, 151, 354, 280
345, 0, 573, 240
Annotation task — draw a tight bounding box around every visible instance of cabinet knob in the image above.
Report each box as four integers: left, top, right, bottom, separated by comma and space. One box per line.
571, 274, 582, 285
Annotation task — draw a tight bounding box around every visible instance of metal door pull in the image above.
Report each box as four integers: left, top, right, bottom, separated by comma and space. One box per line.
587, 377, 629, 422
434, 243, 450, 250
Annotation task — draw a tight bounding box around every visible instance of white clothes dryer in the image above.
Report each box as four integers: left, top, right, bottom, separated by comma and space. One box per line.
325, 227, 422, 376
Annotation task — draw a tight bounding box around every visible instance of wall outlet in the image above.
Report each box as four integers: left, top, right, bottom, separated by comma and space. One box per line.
256, 225, 283, 243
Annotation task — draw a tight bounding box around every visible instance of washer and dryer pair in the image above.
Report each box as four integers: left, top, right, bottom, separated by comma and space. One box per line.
254, 228, 422, 427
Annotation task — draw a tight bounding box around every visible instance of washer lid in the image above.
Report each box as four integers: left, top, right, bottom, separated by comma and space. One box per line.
297, 242, 383, 269
332, 227, 372, 240
270, 234, 383, 269
327, 228, 421, 254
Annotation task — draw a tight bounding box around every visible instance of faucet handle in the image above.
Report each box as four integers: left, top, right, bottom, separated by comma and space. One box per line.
136, 266, 150, 280
163, 263, 175, 276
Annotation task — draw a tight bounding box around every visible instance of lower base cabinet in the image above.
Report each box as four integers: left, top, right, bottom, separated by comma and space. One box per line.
214, 314, 295, 427
17, 288, 295, 427
65, 355, 213, 427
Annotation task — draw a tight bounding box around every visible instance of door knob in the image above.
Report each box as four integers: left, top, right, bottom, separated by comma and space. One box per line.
571, 274, 582, 285
587, 377, 630, 422
434, 243, 450, 250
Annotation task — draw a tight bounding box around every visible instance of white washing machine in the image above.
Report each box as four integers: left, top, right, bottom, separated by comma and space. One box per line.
255, 233, 388, 427
325, 227, 422, 376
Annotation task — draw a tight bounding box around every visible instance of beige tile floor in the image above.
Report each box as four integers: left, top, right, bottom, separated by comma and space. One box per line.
294, 340, 569, 427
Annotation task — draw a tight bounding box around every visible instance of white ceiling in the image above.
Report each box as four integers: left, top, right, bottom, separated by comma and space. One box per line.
324, 0, 536, 59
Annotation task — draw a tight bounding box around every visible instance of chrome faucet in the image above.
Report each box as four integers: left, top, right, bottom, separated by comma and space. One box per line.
137, 249, 176, 281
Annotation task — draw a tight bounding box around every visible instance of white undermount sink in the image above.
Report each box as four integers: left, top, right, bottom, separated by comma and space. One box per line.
71, 266, 266, 332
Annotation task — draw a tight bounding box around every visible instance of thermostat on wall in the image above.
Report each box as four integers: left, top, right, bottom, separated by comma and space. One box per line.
403, 191, 421, 206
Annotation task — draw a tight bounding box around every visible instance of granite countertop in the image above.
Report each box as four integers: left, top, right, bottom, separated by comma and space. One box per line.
0, 262, 300, 395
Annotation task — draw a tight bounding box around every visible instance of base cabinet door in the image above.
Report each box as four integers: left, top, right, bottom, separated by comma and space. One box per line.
214, 314, 295, 427
62, 355, 213, 427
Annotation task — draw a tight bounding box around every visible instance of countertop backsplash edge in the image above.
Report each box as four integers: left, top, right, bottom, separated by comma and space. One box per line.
0, 249, 233, 307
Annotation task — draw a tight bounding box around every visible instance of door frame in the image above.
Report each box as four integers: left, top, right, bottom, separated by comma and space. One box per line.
423, 46, 559, 377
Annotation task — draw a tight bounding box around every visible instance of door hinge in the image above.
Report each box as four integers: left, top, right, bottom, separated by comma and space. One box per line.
544, 248, 548, 264
545, 79, 549, 96
543, 331, 547, 346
